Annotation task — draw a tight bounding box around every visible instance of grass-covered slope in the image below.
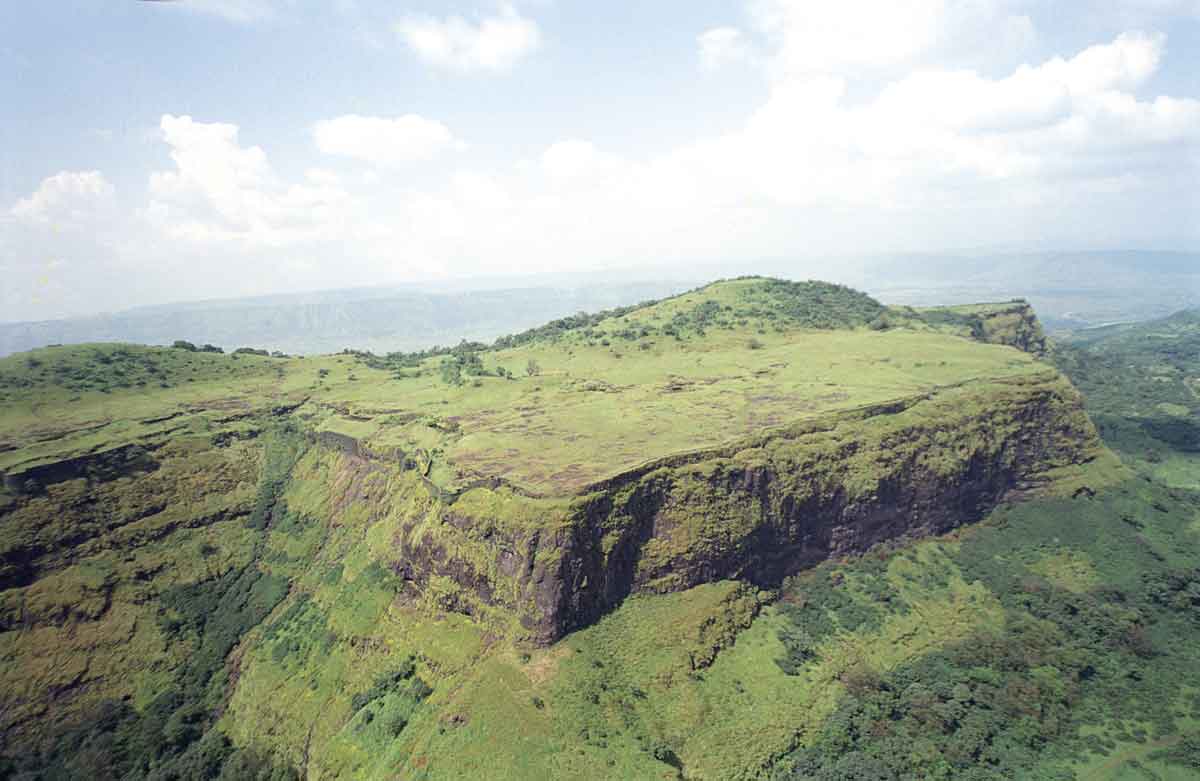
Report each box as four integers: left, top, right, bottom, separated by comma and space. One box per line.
0, 277, 1115, 779
314, 278, 1048, 496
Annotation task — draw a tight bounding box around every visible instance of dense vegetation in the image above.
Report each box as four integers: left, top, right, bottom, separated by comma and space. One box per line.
0, 427, 306, 780
766, 310, 1200, 780
1, 286, 1196, 779
773, 481, 1200, 779
1053, 310, 1200, 458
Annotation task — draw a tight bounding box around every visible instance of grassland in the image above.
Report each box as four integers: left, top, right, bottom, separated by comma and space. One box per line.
1, 278, 1169, 780
0, 279, 1042, 498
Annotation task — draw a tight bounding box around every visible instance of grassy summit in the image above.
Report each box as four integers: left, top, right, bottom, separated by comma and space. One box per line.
0, 278, 1043, 497
299, 278, 1045, 496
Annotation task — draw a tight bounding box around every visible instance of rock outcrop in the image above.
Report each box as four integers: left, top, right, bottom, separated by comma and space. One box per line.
315, 370, 1100, 645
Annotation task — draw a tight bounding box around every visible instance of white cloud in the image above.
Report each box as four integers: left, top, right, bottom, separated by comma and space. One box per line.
125, 27, 1200, 300
420, 29, 1199, 267
698, 27, 751, 70
396, 4, 540, 71
750, 0, 946, 74
749, 0, 1042, 76
146, 114, 352, 247
9, 3, 1200, 324
541, 140, 614, 180
10, 171, 114, 224
314, 114, 458, 166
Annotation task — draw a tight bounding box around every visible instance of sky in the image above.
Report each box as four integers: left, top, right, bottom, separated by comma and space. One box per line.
1, 0, 1198, 322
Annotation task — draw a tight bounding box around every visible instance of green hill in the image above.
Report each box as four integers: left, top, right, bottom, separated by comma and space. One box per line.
5, 278, 1188, 780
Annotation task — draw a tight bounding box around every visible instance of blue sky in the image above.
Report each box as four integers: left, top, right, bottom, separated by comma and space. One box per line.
1, 0, 1198, 321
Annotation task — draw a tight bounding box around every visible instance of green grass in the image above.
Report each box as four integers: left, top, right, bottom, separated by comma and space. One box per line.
2, 276, 1160, 780
315, 280, 1043, 496
0, 279, 1043, 496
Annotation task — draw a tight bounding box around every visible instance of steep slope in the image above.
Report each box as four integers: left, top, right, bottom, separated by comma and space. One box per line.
0, 278, 1108, 778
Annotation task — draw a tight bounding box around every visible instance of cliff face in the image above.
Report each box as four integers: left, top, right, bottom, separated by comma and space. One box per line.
317, 370, 1100, 645
972, 302, 1048, 354
531, 372, 1091, 639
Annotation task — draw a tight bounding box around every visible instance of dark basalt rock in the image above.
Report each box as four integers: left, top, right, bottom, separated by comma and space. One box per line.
2, 443, 161, 496
310, 372, 1101, 647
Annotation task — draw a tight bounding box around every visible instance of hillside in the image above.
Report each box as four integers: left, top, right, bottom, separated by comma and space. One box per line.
1054, 309, 1200, 485
0, 279, 1126, 779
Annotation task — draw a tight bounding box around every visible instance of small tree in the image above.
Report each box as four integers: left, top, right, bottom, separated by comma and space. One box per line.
525, 358, 541, 377
172, 340, 198, 352
440, 358, 463, 386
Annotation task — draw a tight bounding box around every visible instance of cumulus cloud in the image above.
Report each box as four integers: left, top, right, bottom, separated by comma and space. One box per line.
396, 4, 540, 71
132, 25, 1200, 296
145, 114, 351, 247
653, 30, 1199, 219
314, 114, 459, 166
10, 171, 114, 225
413, 27, 1198, 266
10, 1, 1199, 323
749, 0, 1043, 76
698, 27, 752, 70
750, 0, 945, 74
541, 140, 615, 180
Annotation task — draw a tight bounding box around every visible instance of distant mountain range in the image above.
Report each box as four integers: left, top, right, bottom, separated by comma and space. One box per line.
0, 281, 697, 358
0, 250, 1195, 357
860, 250, 1200, 332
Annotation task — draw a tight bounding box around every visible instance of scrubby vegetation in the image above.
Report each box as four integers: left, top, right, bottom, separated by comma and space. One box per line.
772, 476, 1200, 780
1, 283, 1196, 779
0, 343, 259, 397
1053, 310, 1200, 463
0, 428, 304, 779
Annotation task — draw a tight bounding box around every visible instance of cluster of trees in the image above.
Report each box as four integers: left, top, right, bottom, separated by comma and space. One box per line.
171, 340, 224, 353
170, 341, 290, 358
1053, 320, 1200, 458
0, 701, 296, 780
2, 346, 187, 394
491, 302, 654, 350
3, 554, 294, 779
0, 424, 312, 779
772, 474, 1200, 779
736, 278, 886, 330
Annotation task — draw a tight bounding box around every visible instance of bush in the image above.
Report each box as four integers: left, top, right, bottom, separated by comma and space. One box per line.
440, 359, 463, 386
